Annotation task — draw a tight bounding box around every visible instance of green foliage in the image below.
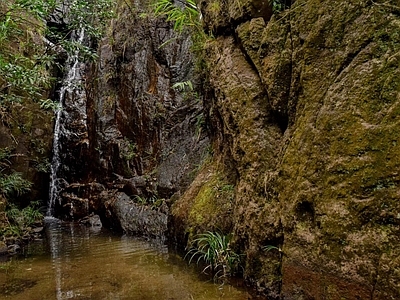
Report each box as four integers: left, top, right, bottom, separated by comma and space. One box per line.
195, 112, 205, 138
172, 80, 200, 104
134, 194, 164, 209
152, 0, 210, 50
153, 0, 199, 32
1, 201, 43, 239
263, 245, 281, 252
134, 195, 147, 204
120, 138, 137, 161
39, 98, 61, 110
0, 0, 115, 107
263, 245, 284, 259
186, 231, 242, 281
67, 0, 115, 40
269, 0, 288, 13
0, 147, 32, 198
0, 148, 12, 167
0, 172, 32, 197
172, 80, 193, 92
1, 225, 23, 238
33, 158, 51, 173
0, 0, 53, 105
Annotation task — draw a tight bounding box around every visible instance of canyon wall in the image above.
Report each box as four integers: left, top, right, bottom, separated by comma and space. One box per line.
55, 0, 400, 298
58, 0, 209, 234
172, 0, 400, 299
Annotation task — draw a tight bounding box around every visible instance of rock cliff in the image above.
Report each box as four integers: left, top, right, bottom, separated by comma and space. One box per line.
52, 0, 400, 298
57, 0, 209, 236
172, 0, 400, 299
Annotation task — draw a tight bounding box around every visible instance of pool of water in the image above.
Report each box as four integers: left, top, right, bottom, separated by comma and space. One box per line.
0, 220, 255, 299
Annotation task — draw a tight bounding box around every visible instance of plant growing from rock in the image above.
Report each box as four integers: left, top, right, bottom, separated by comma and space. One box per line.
0, 172, 32, 198
134, 194, 165, 209
152, 0, 211, 68
6, 201, 43, 229
1, 201, 43, 240
0, 148, 32, 199
186, 231, 242, 281
153, 0, 200, 32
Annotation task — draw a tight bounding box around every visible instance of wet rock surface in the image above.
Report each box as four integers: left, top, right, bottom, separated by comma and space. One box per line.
79, 213, 102, 227
171, 0, 400, 299
54, 0, 208, 240
47, 0, 400, 298
104, 191, 168, 238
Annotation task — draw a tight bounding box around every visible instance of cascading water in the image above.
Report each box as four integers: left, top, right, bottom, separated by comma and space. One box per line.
47, 28, 87, 217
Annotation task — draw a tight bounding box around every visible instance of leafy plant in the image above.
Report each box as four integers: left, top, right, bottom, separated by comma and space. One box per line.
0, 0, 115, 108
0, 147, 32, 198
7, 201, 42, 225
33, 158, 51, 173
186, 231, 242, 281
152, 0, 210, 54
1, 225, 23, 238
269, 0, 289, 13
153, 0, 200, 32
263, 245, 281, 252
0, 172, 32, 197
263, 244, 285, 259
134, 194, 164, 209
120, 138, 137, 162
0, 148, 12, 167
1, 201, 43, 240
172, 80, 193, 92
134, 195, 147, 204
39, 98, 61, 111
195, 112, 205, 138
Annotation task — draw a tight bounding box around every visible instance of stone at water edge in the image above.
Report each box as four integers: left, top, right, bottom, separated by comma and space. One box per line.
79, 214, 102, 227
0, 242, 8, 255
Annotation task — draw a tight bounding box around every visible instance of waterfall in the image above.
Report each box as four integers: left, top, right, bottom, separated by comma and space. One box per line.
47, 28, 86, 217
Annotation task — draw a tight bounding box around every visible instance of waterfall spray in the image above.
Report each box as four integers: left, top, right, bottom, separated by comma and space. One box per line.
47, 28, 86, 217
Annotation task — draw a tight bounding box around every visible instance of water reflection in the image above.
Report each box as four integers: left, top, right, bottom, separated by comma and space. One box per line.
0, 221, 254, 299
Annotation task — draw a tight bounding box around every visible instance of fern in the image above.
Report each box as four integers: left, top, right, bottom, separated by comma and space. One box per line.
153, 0, 200, 32
39, 98, 61, 111
0, 172, 32, 197
5, 202, 43, 233
172, 80, 193, 92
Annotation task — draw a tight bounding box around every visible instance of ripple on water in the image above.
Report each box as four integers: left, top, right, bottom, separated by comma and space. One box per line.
0, 279, 37, 296
0, 222, 256, 300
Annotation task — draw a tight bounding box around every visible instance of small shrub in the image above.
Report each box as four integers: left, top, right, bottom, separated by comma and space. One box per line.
134, 194, 164, 209
1, 225, 23, 238
120, 138, 137, 161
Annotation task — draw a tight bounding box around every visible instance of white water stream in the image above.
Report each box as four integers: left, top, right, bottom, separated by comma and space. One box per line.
47, 28, 86, 217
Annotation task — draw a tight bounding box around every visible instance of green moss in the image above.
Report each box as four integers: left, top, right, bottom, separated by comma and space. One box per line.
186, 170, 235, 241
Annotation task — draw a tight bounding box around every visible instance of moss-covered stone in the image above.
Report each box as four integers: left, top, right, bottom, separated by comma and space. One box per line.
171, 162, 235, 242
173, 0, 400, 298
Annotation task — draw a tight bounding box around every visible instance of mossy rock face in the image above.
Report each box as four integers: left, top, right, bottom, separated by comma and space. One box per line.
171, 162, 235, 244
173, 0, 400, 298
209, 38, 283, 295
200, 0, 272, 35
276, 1, 400, 298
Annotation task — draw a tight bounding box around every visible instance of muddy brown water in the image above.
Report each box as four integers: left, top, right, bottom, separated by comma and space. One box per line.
0, 220, 256, 299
